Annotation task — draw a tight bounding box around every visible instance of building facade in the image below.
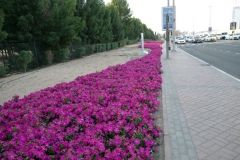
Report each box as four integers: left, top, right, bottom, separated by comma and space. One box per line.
232, 6, 240, 29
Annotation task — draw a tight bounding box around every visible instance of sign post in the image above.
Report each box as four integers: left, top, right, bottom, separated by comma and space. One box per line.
162, 6, 173, 59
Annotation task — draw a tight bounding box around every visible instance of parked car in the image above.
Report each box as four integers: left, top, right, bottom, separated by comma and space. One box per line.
231, 33, 239, 40
200, 35, 207, 42
229, 34, 233, 40
175, 37, 186, 44
216, 34, 222, 40
220, 32, 230, 40
205, 35, 217, 42
234, 33, 240, 39
191, 36, 202, 43
186, 36, 193, 42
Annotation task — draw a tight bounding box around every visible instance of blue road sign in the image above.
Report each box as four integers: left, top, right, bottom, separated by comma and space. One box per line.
162, 7, 173, 31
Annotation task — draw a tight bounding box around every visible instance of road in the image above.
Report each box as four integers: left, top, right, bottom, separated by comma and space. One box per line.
176, 40, 240, 80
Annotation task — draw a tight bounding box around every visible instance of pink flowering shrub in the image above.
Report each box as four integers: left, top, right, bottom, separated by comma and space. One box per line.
0, 42, 163, 159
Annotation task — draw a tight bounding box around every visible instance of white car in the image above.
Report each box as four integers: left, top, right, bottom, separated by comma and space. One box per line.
175, 37, 186, 44
231, 34, 239, 40
216, 34, 222, 40
220, 32, 230, 40
205, 35, 217, 42
229, 34, 233, 40
186, 36, 193, 42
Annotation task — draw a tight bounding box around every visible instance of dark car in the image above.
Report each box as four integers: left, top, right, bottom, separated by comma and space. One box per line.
191, 36, 202, 43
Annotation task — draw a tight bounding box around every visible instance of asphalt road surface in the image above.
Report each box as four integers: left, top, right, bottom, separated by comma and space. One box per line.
176, 40, 240, 80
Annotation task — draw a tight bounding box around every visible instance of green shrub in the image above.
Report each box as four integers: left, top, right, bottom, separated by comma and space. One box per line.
91, 45, 96, 54
54, 48, 69, 63
16, 50, 33, 72
101, 44, 106, 52
106, 43, 111, 51
0, 66, 8, 77
76, 47, 86, 58
111, 42, 118, 49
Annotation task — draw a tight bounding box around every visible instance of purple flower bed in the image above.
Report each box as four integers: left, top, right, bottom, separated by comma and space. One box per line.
0, 42, 163, 159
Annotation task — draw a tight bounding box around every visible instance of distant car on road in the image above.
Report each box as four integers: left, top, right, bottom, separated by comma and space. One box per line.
186, 36, 193, 42
175, 37, 186, 44
220, 32, 230, 40
216, 34, 222, 40
200, 35, 207, 42
191, 36, 202, 43
231, 33, 240, 40
205, 35, 217, 42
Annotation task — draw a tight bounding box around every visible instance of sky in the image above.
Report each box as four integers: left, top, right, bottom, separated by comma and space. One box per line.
104, 0, 240, 34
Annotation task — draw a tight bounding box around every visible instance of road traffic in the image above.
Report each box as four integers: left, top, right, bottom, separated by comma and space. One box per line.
176, 40, 240, 80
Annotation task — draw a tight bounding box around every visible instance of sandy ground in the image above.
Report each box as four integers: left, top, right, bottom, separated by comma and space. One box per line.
0, 44, 145, 105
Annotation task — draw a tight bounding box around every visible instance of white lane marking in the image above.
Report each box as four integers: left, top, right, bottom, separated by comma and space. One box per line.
227, 51, 230, 52
220, 50, 222, 51
177, 48, 240, 83
237, 53, 240, 54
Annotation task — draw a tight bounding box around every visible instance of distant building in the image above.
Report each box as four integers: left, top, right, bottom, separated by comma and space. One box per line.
232, 6, 240, 29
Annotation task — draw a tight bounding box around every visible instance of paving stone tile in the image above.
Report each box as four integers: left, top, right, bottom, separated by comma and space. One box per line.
173, 148, 180, 159
209, 144, 221, 152
197, 150, 208, 160
220, 148, 239, 157
185, 141, 195, 149
193, 139, 203, 147
176, 131, 184, 138
201, 141, 215, 149
234, 155, 240, 160
187, 149, 198, 160
184, 133, 192, 141
225, 143, 238, 150
233, 146, 240, 153
179, 145, 187, 154
216, 150, 235, 160
180, 154, 190, 160
205, 153, 222, 160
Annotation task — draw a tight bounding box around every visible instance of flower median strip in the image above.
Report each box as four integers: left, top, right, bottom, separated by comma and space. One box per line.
0, 42, 163, 159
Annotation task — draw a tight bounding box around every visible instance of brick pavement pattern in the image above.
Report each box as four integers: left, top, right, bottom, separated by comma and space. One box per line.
162, 43, 240, 160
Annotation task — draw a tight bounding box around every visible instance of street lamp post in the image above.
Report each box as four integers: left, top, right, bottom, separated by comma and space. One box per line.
172, 0, 176, 51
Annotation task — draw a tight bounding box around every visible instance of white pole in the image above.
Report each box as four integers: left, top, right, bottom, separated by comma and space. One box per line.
172, 0, 176, 51
141, 33, 144, 51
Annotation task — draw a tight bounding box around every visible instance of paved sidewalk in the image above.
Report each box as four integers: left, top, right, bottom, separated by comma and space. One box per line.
161, 43, 240, 160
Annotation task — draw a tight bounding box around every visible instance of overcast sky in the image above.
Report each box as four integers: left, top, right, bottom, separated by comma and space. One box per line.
104, 0, 240, 34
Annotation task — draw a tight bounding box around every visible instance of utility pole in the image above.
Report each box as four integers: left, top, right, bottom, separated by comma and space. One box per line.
166, 13, 170, 59
166, 0, 170, 59
172, 0, 176, 51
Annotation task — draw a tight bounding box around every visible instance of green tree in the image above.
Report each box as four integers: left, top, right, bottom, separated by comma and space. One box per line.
111, 0, 132, 22
0, 9, 7, 42
99, 5, 113, 43
109, 4, 124, 41
77, 0, 106, 44
111, 0, 132, 38
16, 50, 33, 72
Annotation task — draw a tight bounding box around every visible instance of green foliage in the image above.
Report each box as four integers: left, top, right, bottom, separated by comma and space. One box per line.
111, 0, 132, 22
111, 42, 118, 49
16, 50, 33, 72
54, 48, 69, 63
0, 9, 7, 42
106, 43, 111, 50
99, 6, 113, 43
76, 47, 86, 58
0, 66, 8, 77
109, 4, 124, 41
